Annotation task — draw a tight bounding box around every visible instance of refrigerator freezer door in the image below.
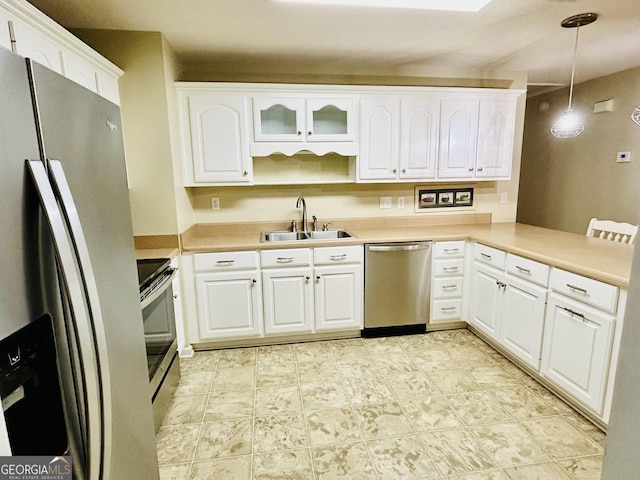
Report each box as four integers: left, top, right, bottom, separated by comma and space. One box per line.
29, 63, 159, 478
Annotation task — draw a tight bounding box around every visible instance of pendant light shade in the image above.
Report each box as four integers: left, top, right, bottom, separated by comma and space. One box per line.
551, 110, 584, 138
632, 106, 640, 126
551, 13, 598, 139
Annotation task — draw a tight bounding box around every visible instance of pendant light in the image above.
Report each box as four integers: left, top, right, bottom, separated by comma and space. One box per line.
551, 13, 598, 139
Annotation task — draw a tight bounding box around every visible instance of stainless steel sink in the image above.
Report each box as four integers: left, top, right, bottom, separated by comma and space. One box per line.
309, 229, 355, 240
260, 229, 355, 242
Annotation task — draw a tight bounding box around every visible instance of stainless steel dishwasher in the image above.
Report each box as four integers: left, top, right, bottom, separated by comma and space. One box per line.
363, 241, 432, 337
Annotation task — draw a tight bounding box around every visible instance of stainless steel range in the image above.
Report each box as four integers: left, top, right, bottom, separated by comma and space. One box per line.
136, 258, 180, 432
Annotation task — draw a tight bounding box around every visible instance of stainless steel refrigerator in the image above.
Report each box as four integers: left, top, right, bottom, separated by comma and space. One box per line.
0, 46, 159, 479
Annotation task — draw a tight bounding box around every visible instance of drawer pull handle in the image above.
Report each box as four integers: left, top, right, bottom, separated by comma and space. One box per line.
567, 284, 588, 295
277, 257, 294, 262
444, 248, 460, 253
441, 306, 457, 312
216, 260, 235, 265
442, 284, 458, 290
443, 267, 459, 272
329, 254, 347, 261
480, 253, 492, 260
516, 265, 531, 274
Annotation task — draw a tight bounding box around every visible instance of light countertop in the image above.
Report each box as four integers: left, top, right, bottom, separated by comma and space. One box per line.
178, 218, 634, 288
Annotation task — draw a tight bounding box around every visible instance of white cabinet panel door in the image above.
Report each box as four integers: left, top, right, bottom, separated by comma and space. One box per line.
186, 93, 252, 184
61, 47, 98, 93
262, 268, 314, 335
400, 97, 438, 179
475, 98, 516, 179
500, 276, 547, 370
470, 262, 503, 340
11, 17, 62, 73
0, 8, 11, 50
541, 293, 614, 414
358, 97, 400, 180
315, 265, 363, 331
437, 99, 478, 178
195, 271, 262, 339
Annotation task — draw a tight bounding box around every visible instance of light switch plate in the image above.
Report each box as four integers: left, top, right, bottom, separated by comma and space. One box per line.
211, 197, 220, 210
397, 197, 405, 208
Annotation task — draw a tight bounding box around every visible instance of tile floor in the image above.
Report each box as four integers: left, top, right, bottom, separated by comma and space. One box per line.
155, 329, 606, 480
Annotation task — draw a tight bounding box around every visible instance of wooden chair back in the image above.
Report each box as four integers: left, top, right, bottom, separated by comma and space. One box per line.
586, 218, 638, 244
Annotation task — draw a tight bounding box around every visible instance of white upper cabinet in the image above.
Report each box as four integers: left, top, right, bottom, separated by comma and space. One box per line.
437, 98, 479, 179
438, 93, 519, 180
358, 96, 400, 181
178, 91, 253, 185
253, 96, 355, 142
400, 96, 439, 179
359, 95, 439, 182
0, 7, 10, 49
0, 0, 122, 104
11, 15, 64, 73
476, 98, 517, 178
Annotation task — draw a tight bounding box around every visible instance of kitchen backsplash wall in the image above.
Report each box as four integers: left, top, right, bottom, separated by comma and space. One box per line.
190, 181, 519, 225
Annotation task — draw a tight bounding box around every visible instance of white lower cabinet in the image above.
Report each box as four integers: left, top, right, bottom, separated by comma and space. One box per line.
190, 246, 363, 343
541, 291, 615, 415
500, 276, 547, 370
469, 261, 504, 341
195, 270, 263, 339
261, 248, 314, 335
430, 241, 465, 325
315, 264, 362, 331
469, 245, 548, 369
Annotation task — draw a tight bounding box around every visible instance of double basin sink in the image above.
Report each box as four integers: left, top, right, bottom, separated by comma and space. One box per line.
261, 229, 355, 242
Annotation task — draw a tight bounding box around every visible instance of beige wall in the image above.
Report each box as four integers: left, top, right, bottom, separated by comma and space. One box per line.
517, 66, 640, 235
73, 29, 182, 236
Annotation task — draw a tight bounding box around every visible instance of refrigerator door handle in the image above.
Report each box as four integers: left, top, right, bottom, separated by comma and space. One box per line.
26, 159, 109, 480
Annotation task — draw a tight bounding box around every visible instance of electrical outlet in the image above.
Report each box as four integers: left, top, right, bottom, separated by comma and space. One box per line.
211, 197, 220, 210
380, 196, 392, 209
397, 197, 405, 208
500, 193, 508, 204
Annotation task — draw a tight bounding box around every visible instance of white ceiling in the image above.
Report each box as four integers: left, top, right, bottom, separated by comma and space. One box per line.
26, 0, 640, 91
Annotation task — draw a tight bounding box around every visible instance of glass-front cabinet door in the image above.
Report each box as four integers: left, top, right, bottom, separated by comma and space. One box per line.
253, 96, 354, 142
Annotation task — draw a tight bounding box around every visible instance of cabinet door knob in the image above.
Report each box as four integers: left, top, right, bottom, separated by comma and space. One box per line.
468, 167, 474, 172
316, 275, 321, 280
308, 131, 312, 135
305, 275, 310, 280
401, 168, 406, 174
252, 278, 257, 283
243, 170, 248, 176
392, 168, 397, 174
297, 130, 302, 135
477, 167, 483, 172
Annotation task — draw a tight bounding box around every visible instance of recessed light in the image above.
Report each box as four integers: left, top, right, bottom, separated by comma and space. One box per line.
268, 0, 493, 12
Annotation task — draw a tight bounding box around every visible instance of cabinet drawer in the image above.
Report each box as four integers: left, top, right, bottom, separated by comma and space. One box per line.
506, 254, 550, 287
431, 299, 462, 321
433, 258, 465, 277
434, 241, 465, 259
474, 243, 506, 269
194, 251, 258, 272
314, 245, 363, 265
549, 268, 619, 313
432, 277, 464, 299
261, 248, 312, 268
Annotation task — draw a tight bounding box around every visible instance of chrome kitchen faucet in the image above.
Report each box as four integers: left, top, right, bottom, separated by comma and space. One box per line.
296, 195, 308, 234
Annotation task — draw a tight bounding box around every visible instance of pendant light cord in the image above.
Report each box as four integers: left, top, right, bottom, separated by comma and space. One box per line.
567, 25, 580, 111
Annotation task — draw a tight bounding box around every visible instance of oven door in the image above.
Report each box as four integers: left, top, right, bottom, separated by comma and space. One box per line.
140, 268, 177, 390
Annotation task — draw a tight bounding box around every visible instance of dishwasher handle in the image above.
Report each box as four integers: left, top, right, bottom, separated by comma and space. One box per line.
367, 242, 431, 252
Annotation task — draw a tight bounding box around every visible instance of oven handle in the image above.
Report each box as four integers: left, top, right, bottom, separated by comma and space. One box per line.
141, 267, 178, 310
